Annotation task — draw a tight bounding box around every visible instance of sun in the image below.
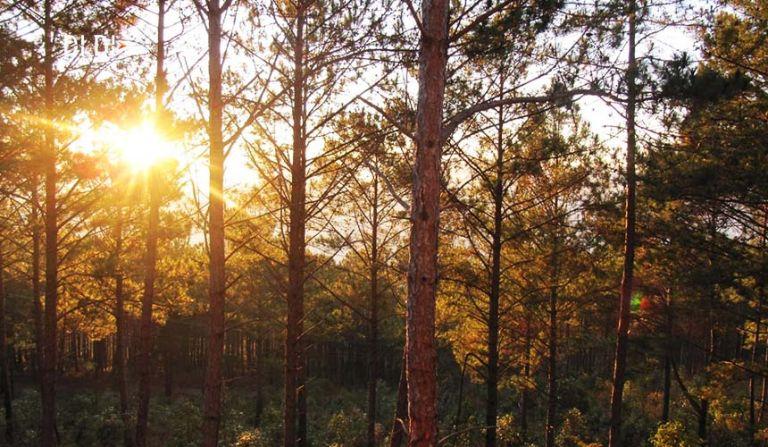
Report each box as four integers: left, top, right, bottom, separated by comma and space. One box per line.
116, 122, 173, 170
91, 121, 180, 172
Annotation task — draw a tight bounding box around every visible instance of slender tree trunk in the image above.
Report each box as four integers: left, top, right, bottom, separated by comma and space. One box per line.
31, 178, 43, 382
759, 212, 768, 426
367, 171, 380, 447
390, 352, 408, 447
366, 279, 379, 447
753, 212, 767, 438
607, 3, 637, 446
454, 353, 469, 428
297, 331, 307, 447
485, 99, 505, 447
255, 297, 264, 425
698, 398, 709, 442
135, 168, 161, 447
407, 0, 449, 444
520, 312, 531, 442
72, 334, 79, 373
661, 356, 671, 422
41, 0, 59, 443
285, 5, 307, 446
760, 336, 768, 424
750, 296, 762, 444
661, 292, 673, 423
202, 0, 227, 445
546, 230, 560, 447
698, 217, 720, 445
0, 245, 14, 444
698, 346, 711, 442
113, 211, 132, 447
698, 323, 715, 444
136, 3, 166, 444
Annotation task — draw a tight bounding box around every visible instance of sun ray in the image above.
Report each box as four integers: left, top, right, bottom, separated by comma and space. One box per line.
103, 122, 174, 171
85, 120, 182, 173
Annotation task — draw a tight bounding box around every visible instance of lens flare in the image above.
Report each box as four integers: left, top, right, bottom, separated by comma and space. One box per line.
87, 121, 180, 171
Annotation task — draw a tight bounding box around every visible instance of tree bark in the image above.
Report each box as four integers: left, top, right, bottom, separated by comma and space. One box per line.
698, 216, 720, 446
607, 3, 637, 446
136, 2, 166, 444
520, 310, 532, 442
255, 298, 264, 425
661, 355, 671, 423
454, 353, 469, 428
661, 293, 673, 423
546, 229, 560, 447
202, 0, 227, 445
406, 0, 449, 444
485, 99, 505, 447
285, 5, 307, 446
0, 244, 14, 444
751, 212, 767, 442
390, 352, 408, 447
759, 212, 768, 426
113, 211, 132, 447
31, 177, 43, 384
749, 294, 762, 443
760, 336, 768, 424
367, 170, 380, 447
698, 325, 715, 444
135, 167, 161, 447
41, 0, 59, 443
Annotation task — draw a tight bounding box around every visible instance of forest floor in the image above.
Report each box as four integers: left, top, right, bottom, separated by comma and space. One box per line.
0, 374, 401, 447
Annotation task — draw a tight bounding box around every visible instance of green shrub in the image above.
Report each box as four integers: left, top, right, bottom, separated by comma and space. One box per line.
324, 407, 367, 446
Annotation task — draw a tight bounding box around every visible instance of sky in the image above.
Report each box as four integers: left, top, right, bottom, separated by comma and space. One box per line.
11, 0, 703, 207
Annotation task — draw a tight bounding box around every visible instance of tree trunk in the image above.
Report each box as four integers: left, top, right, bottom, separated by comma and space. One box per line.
367, 171, 380, 447
136, 2, 166, 444
546, 230, 560, 447
135, 168, 161, 447
759, 212, 768, 426
661, 292, 673, 423
294, 9, 309, 444
297, 336, 307, 447
698, 216, 721, 446
661, 355, 671, 423
113, 212, 132, 447
202, 0, 227, 445
698, 325, 715, 445
520, 312, 531, 442
749, 296, 761, 443
485, 99, 505, 447
285, 5, 307, 446
31, 178, 43, 382
41, 0, 59, 443
607, 3, 637, 446
454, 353, 469, 428
255, 298, 264, 425
760, 336, 768, 424
0, 244, 14, 444
157, 4, 173, 408
406, 0, 449, 444
390, 352, 408, 447
752, 212, 767, 439
72, 333, 79, 373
